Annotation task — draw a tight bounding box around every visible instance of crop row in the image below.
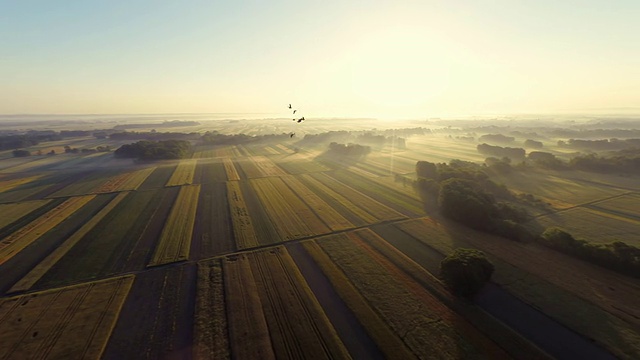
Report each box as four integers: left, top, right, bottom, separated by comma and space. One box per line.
10, 192, 130, 293
227, 181, 259, 249
223, 158, 241, 181
211, 248, 349, 359
309, 229, 507, 358
251, 178, 329, 241
0, 199, 52, 230
0, 276, 133, 360
280, 175, 353, 231
32, 189, 178, 288
166, 159, 197, 186
95, 167, 156, 193
0, 195, 96, 266
148, 185, 200, 266
0, 175, 44, 193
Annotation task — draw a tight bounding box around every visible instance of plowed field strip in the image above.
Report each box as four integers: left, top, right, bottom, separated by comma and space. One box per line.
302, 240, 416, 360
101, 265, 196, 360
227, 181, 259, 249
194, 259, 230, 359
250, 248, 350, 359
223, 158, 240, 181
148, 185, 200, 266
0, 195, 96, 266
281, 175, 353, 231
191, 182, 235, 259
224, 255, 275, 360
9, 192, 130, 293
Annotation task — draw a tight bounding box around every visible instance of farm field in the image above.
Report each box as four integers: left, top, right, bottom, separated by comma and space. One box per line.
393, 218, 640, 359
0, 276, 133, 360
0, 123, 638, 359
148, 184, 200, 266
536, 206, 640, 246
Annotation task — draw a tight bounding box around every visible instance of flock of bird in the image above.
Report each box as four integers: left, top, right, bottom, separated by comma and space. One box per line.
288, 103, 305, 137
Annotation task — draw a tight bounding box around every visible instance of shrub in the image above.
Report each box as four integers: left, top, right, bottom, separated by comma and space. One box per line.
440, 248, 494, 298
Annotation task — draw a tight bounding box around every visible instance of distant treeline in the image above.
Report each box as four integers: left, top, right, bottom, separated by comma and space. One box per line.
0, 133, 61, 151
527, 149, 640, 174
540, 228, 640, 278
478, 133, 515, 144
300, 130, 406, 149
201, 131, 290, 145
547, 128, 640, 139
109, 131, 200, 141
524, 139, 543, 148
327, 142, 371, 157
113, 120, 200, 130
114, 140, 192, 160
63, 145, 112, 154
558, 138, 640, 151
477, 143, 526, 159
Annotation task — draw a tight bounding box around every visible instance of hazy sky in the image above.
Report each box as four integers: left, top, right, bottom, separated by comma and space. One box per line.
1, 0, 638, 117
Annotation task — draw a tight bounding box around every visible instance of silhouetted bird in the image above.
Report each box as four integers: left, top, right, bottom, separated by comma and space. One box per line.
297, 117, 305, 123
292, 118, 296, 121
293, 110, 297, 114
290, 133, 295, 138
288, 104, 292, 109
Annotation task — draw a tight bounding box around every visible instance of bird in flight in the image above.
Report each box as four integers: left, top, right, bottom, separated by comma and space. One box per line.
290, 133, 295, 138
288, 104, 292, 109
293, 110, 297, 114
297, 117, 305, 123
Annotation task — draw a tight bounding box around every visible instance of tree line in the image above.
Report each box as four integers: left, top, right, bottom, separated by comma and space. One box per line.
114, 140, 192, 160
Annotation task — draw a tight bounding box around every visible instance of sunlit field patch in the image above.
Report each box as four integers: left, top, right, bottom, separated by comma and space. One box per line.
148, 184, 200, 266
0, 195, 95, 266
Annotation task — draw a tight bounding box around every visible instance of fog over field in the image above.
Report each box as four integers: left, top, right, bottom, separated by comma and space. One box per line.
2, 0, 639, 358
0, 114, 639, 359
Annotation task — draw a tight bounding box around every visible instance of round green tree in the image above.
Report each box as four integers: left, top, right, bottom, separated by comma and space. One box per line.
439, 248, 494, 298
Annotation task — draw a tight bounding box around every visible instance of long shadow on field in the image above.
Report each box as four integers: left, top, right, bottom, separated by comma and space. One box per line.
396, 208, 621, 359
102, 263, 197, 360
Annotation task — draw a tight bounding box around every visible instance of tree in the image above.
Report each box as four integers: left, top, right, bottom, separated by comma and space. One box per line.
439, 248, 494, 297
416, 161, 437, 179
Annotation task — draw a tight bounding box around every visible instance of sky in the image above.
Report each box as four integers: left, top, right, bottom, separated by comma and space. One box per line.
1, 0, 639, 118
